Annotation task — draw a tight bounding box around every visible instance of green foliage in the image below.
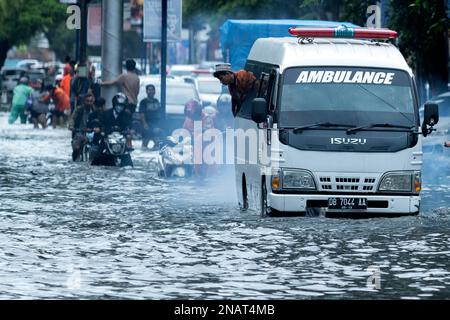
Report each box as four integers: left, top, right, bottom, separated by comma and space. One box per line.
0, 0, 67, 68
0, 0, 66, 46
389, 0, 449, 95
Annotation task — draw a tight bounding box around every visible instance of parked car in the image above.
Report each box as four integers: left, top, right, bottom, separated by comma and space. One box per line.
16, 59, 41, 70
184, 75, 223, 107
168, 64, 198, 77
138, 75, 202, 132
1, 67, 27, 92
25, 69, 46, 90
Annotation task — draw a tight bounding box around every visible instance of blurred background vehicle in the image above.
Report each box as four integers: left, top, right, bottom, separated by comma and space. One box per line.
1, 67, 27, 93
168, 64, 198, 77
138, 75, 202, 133
420, 92, 450, 157
26, 69, 46, 90
16, 59, 41, 70
184, 75, 223, 107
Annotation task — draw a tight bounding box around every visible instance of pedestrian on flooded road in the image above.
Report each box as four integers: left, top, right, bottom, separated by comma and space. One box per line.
8, 77, 33, 125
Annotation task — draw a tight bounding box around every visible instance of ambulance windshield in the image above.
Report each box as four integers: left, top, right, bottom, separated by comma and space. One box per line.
279, 67, 416, 128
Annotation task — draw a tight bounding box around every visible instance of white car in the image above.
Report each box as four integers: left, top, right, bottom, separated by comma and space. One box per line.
138, 76, 201, 131
184, 75, 224, 107
168, 64, 198, 77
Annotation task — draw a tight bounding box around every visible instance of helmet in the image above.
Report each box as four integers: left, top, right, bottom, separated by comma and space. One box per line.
216, 94, 232, 113
112, 92, 128, 110
19, 77, 29, 84
202, 106, 218, 130
55, 74, 63, 81
184, 99, 202, 120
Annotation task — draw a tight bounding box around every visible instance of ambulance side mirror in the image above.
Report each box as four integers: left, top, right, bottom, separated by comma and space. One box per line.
423, 102, 439, 126
251, 98, 267, 124
421, 102, 439, 137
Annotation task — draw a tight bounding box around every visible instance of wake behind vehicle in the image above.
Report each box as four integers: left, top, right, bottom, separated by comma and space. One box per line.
157, 136, 193, 178
235, 26, 438, 217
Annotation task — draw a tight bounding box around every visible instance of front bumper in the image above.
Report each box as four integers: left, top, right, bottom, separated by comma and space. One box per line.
268, 192, 420, 215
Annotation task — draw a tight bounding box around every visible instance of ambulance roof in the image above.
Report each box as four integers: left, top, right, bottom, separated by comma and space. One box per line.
248, 37, 412, 75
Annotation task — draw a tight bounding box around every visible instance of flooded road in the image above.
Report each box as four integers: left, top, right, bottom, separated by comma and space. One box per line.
0, 113, 449, 299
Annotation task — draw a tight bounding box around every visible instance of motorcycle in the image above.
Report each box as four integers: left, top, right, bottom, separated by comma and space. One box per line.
91, 128, 134, 167
157, 136, 193, 178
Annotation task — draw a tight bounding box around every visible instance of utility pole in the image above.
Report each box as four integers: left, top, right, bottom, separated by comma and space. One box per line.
101, 0, 123, 108
161, 0, 167, 116
79, 0, 88, 65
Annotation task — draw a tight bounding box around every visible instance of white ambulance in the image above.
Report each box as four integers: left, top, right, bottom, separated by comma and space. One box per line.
234, 27, 439, 216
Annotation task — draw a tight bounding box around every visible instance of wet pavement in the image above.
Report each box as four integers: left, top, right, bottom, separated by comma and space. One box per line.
0, 113, 449, 299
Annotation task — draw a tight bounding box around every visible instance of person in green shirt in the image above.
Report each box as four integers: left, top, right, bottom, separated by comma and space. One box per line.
8, 77, 33, 125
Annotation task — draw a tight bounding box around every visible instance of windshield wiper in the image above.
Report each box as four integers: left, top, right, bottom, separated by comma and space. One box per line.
346, 123, 415, 134
292, 122, 356, 133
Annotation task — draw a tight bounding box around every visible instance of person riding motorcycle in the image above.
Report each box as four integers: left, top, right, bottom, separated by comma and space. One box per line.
183, 99, 203, 135
68, 93, 95, 161
102, 93, 132, 140
90, 93, 133, 167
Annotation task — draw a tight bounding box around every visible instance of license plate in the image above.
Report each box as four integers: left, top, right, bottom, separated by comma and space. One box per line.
328, 197, 367, 210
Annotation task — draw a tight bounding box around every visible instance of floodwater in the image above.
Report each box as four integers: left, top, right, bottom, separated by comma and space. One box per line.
0, 113, 449, 299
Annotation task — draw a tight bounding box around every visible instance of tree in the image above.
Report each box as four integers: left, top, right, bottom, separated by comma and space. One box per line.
389, 0, 449, 99
0, 0, 66, 69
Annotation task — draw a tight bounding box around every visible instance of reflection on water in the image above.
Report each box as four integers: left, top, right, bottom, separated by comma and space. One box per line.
0, 113, 449, 299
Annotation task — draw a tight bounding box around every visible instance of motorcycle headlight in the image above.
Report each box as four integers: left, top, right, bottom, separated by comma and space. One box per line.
282, 169, 316, 190
378, 171, 419, 193
111, 144, 122, 153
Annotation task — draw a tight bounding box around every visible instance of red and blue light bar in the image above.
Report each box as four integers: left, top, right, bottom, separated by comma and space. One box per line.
288, 26, 398, 40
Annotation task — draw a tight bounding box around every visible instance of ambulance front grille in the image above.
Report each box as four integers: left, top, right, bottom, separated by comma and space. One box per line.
318, 175, 377, 192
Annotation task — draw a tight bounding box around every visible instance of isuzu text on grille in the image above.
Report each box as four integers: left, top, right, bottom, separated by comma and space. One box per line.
331, 138, 367, 145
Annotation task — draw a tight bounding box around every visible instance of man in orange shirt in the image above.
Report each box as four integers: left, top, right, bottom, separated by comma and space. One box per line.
60, 66, 72, 108
44, 84, 70, 128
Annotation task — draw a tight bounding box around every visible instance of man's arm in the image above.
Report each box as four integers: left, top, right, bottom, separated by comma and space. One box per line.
100, 75, 121, 86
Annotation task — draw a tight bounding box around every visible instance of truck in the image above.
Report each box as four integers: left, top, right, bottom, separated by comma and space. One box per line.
220, 19, 358, 71
234, 26, 439, 217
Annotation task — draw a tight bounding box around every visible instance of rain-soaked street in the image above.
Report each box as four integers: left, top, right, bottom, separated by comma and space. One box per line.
0, 112, 449, 299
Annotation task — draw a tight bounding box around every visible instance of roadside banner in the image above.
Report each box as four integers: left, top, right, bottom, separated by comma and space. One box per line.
144, 0, 182, 42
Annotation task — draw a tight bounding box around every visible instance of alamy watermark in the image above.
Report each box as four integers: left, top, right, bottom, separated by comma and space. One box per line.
164, 122, 281, 170
366, 265, 382, 290
66, 264, 82, 290
366, 3, 381, 28
66, 5, 81, 30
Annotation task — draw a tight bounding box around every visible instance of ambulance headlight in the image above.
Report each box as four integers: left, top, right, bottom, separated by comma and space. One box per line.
282, 169, 316, 190
378, 171, 416, 192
